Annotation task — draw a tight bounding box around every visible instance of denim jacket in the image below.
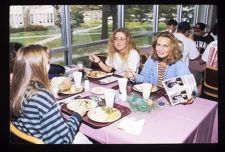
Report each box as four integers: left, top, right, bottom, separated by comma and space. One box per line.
135, 57, 198, 95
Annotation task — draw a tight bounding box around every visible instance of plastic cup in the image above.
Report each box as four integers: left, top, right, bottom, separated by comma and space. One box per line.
84, 80, 90, 91
77, 61, 83, 69
73, 71, 82, 88
142, 83, 152, 99
104, 89, 116, 107
118, 78, 128, 92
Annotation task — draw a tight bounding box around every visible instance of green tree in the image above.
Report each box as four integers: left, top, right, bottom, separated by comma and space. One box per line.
101, 5, 117, 39
125, 5, 152, 22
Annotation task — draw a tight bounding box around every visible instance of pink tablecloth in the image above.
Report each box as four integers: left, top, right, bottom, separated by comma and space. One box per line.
79, 97, 218, 143
60, 67, 218, 143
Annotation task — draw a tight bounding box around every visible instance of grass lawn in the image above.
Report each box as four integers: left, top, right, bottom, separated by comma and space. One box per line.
10, 21, 163, 64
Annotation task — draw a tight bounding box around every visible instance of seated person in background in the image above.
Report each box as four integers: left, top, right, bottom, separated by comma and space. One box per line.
174, 21, 200, 65
125, 31, 198, 95
163, 19, 178, 33
174, 21, 201, 95
89, 27, 140, 74
200, 22, 218, 68
10, 42, 23, 82
209, 22, 218, 41
10, 44, 92, 144
193, 22, 214, 54
200, 40, 217, 68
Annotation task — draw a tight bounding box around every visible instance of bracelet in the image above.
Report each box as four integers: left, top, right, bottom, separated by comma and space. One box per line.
96, 60, 101, 64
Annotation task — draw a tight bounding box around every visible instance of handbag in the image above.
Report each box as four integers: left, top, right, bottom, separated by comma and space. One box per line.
48, 64, 65, 79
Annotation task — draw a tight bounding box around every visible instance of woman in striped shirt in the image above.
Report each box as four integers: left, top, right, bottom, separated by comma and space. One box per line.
125, 31, 198, 95
10, 44, 91, 144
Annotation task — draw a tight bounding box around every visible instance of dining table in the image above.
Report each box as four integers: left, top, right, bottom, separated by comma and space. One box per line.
59, 65, 218, 144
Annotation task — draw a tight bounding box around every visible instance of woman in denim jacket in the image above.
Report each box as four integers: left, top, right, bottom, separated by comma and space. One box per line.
125, 31, 198, 95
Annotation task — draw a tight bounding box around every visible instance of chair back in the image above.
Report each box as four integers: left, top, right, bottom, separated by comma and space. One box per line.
139, 54, 148, 73
10, 122, 44, 144
203, 66, 218, 98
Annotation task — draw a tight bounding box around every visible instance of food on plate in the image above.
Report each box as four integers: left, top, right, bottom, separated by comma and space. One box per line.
67, 99, 95, 112
51, 76, 67, 87
70, 85, 76, 92
87, 107, 121, 123
87, 71, 106, 78
133, 84, 158, 92
58, 78, 73, 92
146, 98, 154, 106
102, 107, 117, 114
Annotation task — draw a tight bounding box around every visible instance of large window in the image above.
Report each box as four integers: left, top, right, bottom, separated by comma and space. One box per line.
9, 5, 64, 64
125, 5, 154, 49
181, 5, 195, 25
9, 5, 217, 66
69, 5, 118, 66
158, 5, 177, 31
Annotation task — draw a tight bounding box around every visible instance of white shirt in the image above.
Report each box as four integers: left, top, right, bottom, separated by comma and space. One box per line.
202, 40, 217, 64
105, 49, 140, 74
174, 33, 200, 65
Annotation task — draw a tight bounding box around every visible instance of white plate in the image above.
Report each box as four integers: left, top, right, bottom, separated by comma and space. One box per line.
87, 107, 121, 123
67, 99, 96, 111
86, 71, 107, 78
91, 87, 106, 95
133, 84, 158, 92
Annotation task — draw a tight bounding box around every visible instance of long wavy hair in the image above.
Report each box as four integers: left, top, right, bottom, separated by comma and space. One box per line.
10, 44, 50, 116
151, 31, 183, 65
107, 28, 137, 65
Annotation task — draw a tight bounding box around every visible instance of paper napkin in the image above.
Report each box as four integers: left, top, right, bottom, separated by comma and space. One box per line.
117, 117, 145, 135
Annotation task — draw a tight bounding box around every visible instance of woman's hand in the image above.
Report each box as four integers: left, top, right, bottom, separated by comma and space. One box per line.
124, 68, 136, 80
75, 102, 89, 117
88, 54, 101, 63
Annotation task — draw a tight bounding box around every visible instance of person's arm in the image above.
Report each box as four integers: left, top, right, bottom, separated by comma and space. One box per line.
36, 91, 82, 144
135, 57, 153, 83
97, 59, 113, 72
126, 50, 141, 73
199, 58, 206, 65
188, 40, 200, 60
89, 54, 112, 72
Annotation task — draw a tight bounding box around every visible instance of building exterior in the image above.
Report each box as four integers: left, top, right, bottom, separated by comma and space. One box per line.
10, 5, 56, 28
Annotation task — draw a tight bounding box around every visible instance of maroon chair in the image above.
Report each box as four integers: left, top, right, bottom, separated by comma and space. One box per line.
202, 66, 218, 99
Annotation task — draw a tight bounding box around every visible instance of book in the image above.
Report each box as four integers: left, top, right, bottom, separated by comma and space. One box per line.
162, 74, 196, 106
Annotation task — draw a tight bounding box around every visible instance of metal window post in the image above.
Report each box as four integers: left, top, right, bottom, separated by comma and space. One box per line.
177, 5, 182, 23
61, 5, 72, 65
204, 5, 209, 24
193, 5, 199, 24
117, 5, 124, 28
153, 5, 158, 33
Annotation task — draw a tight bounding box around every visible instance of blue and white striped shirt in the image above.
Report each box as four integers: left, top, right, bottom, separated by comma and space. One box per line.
12, 85, 82, 144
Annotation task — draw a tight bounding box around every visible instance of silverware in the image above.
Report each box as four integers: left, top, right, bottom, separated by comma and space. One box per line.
106, 72, 113, 76
55, 95, 81, 106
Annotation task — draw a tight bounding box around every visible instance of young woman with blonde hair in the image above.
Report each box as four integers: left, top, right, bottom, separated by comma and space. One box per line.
10, 44, 92, 144
89, 27, 140, 74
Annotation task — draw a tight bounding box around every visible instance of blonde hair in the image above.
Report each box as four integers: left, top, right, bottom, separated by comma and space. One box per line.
151, 31, 183, 65
10, 44, 50, 116
107, 28, 136, 65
